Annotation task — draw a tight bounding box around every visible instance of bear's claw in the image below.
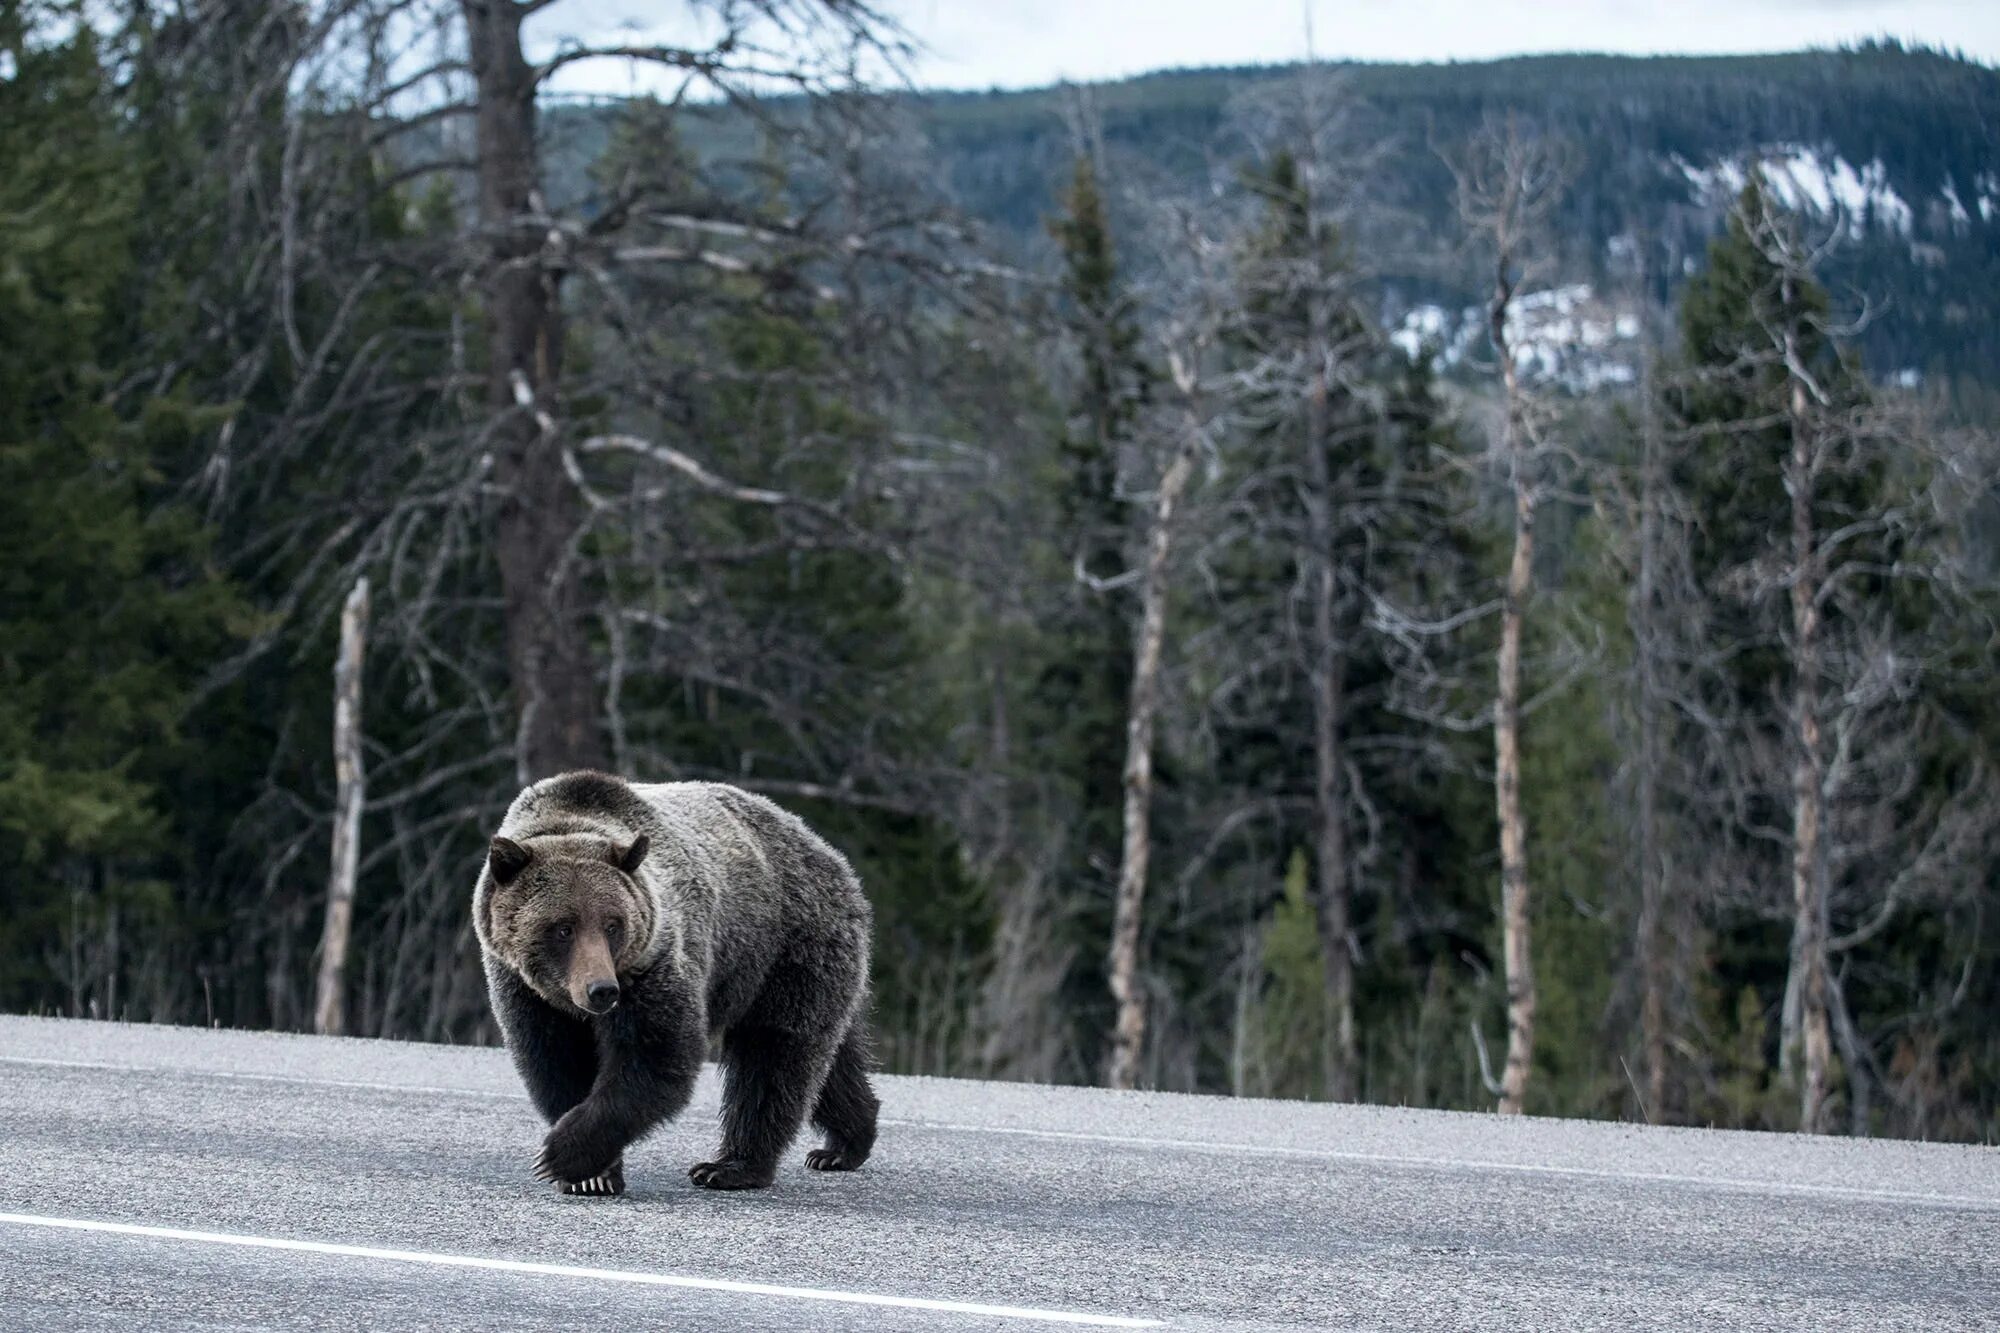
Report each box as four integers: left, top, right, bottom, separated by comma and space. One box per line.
557, 1154, 625, 1196
805, 1148, 862, 1172
560, 1169, 624, 1197
688, 1159, 774, 1190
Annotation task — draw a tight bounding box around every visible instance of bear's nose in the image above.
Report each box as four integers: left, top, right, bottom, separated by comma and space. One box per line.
585, 980, 620, 1013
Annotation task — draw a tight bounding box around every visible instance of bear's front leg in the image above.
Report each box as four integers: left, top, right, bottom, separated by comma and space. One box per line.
488, 965, 598, 1126
533, 1106, 631, 1188
532, 980, 704, 1193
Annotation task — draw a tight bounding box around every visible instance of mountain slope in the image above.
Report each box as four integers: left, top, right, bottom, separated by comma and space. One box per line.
906, 44, 1999, 385
532, 45, 1998, 391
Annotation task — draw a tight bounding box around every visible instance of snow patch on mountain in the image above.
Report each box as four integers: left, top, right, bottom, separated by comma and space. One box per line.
1943, 180, 1972, 230
1674, 146, 1917, 238
1391, 283, 1641, 393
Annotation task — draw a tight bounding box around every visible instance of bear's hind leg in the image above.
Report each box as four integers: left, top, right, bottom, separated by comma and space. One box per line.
691, 1025, 837, 1190
806, 1022, 878, 1172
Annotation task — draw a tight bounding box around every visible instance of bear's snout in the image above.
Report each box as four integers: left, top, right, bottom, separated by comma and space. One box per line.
584, 979, 621, 1014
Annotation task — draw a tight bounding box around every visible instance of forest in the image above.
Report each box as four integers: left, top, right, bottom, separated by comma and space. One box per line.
2, 0, 1997, 1142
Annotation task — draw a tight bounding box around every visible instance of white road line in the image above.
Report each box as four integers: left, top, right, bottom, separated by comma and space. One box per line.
8, 1053, 1997, 1213
0, 1212, 1161, 1329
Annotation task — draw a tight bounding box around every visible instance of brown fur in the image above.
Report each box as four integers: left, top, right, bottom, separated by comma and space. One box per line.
484, 833, 655, 1014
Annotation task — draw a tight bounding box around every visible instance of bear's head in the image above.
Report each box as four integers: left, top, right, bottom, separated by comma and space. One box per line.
481, 833, 655, 1016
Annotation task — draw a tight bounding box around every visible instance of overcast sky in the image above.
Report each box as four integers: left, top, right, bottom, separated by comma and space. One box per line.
535, 1, 1999, 97
892, 1, 1999, 88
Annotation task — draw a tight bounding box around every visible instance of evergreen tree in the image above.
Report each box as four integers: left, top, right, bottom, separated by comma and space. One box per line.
1202, 148, 1494, 1101
0, 11, 245, 1013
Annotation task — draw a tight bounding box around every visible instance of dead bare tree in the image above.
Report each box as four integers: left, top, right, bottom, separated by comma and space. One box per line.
1678, 183, 2000, 1134
1593, 268, 1725, 1126
1778, 253, 1836, 1133
1632, 343, 1674, 1121
314, 576, 369, 1037
1585, 226, 1704, 1122
1450, 115, 1571, 1115
1288, 80, 1366, 1103
1106, 348, 1205, 1091
1097, 179, 1242, 1090
455, 0, 909, 780
462, 0, 605, 779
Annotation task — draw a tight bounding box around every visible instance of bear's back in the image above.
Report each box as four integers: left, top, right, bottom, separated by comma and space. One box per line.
631, 781, 866, 919
505, 773, 867, 927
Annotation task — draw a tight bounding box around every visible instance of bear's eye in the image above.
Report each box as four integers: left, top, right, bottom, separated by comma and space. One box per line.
606, 919, 623, 938
553, 924, 574, 942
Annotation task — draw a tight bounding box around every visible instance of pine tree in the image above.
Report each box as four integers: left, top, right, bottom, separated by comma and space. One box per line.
0, 13, 245, 1013
1203, 147, 1492, 1102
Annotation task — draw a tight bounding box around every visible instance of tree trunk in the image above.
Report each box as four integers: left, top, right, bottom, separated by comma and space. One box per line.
1495, 486, 1537, 1115
1634, 342, 1669, 1122
1491, 277, 1537, 1117
315, 576, 369, 1037
1828, 970, 1871, 1136
464, 0, 607, 782
1784, 356, 1832, 1134
1294, 114, 1357, 1104
1105, 409, 1200, 1092
1303, 366, 1355, 1102
1230, 923, 1258, 1098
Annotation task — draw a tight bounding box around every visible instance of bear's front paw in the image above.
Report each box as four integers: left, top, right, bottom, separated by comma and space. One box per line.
559, 1156, 626, 1197
533, 1110, 621, 1188
688, 1159, 774, 1190
805, 1148, 865, 1172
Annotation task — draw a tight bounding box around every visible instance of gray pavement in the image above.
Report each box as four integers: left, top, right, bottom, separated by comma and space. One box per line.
0, 1015, 1995, 1330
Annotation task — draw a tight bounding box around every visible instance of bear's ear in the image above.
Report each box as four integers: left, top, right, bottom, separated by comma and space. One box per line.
489, 836, 533, 886
614, 834, 649, 875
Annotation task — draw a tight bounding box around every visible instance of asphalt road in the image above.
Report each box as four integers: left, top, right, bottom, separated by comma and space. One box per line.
1, 1016, 1995, 1330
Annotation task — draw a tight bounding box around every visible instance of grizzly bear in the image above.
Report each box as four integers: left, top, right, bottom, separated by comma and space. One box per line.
472, 771, 878, 1194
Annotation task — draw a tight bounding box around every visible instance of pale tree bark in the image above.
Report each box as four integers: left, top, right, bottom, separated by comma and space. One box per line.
464, 0, 608, 781
1491, 310, 1537, 1118
1106, 352, 1204, 1092
1452, 117, 1567, 1116
315, 576, 370, 1037
1782, 322, 1834, 1134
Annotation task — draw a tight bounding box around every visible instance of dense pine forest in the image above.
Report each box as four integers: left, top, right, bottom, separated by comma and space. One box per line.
3, 0, 1998, 1142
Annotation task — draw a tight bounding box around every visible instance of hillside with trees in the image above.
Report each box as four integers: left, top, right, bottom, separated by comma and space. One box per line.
898, 44, 2000, 391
